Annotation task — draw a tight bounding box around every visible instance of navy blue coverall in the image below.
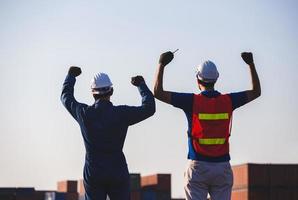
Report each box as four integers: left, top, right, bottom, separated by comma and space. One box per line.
61, 74, 155, 200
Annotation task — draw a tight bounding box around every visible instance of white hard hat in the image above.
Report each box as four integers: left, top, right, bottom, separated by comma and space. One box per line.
91, 73, 113, 94
196, 60, 219, 83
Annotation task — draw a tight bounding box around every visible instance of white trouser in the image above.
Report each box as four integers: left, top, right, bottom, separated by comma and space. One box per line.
184, 160, 233, 200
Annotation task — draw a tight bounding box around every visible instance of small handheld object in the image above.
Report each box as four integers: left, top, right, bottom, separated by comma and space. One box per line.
172, 49, 179, 54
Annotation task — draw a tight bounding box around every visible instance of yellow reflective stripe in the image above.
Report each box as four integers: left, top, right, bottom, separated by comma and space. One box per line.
198, 138, 226, 145
198, 113, 229, 120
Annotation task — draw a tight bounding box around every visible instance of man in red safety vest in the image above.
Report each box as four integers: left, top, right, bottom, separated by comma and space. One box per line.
153, 51, 261, 200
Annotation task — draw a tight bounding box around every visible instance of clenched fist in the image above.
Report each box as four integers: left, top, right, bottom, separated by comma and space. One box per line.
131, 76, 145, 86
241, 52, 254, 65
159, 51, 174, 67
68, 66, 81, 77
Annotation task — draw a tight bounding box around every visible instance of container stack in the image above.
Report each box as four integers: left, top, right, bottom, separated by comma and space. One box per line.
232, 163, 298, 200
78, 179, 85, 200
130, 173, 141, 200
76, 174, 169, 200
45, 180, 79, 200
269, 164, 298, 199
0, 187, 37, 200
141, 174, 171, 200
0, 188, 56, 200
16, 188, 35, 200
57, 180, 79, 200
35, 190, 51, 200
0, 188, 16, 200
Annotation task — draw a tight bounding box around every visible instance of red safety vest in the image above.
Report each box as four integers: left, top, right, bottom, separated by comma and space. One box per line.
191, 94, 233, 157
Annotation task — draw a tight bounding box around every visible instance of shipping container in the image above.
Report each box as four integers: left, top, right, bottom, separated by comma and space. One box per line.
269, 164, 298, 187
57, 181, 78, 193
231, 188, 248, 200
232, 164, 249, 189
130, 174, 141, 191
16, 188, 35, 200
0, 188, 36, 200
141, 174, 171, 192
232, 163, 298, 190
269, 188, 298, 200
0, 194, 15, 200
35, 191, 51, 200
0, 188, 16, 195
232, 163, 298, 200
16, 188, 35, 194
232, 163, 270, 190
78, 180, 84, 195
231, 188, 269, 200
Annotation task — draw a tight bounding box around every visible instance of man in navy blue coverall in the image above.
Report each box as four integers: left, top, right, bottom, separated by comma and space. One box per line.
61, 66, 155, 200
154, 51, 261, 200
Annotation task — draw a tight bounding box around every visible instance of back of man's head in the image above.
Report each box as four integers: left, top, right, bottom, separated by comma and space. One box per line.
196, 60, 219, 89
91, 73, 113, 100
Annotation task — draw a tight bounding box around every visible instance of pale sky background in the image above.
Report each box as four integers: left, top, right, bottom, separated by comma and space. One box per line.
0, 0, 297, 198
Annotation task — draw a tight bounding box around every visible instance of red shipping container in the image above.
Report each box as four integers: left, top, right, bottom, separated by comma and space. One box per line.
57, 180, 78, 193
232, 163, 298, 200
78, 179, 85, 195
232, 164, 249, 189
232, 164, 270, 189
232, 189, 248, 200
141, 174, 171, 192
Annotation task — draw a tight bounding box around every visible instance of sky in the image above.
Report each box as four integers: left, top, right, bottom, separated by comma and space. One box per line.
0, 0, 297, 198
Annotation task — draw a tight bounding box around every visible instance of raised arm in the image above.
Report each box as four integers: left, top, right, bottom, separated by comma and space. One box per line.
61, 66, 87, 121
153, 51, 174, 104
121, 76, 156, 126
241, 52, 261, 102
